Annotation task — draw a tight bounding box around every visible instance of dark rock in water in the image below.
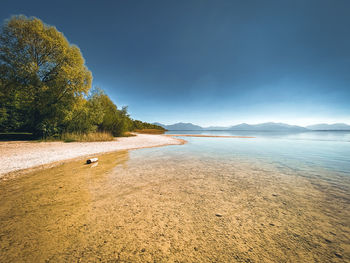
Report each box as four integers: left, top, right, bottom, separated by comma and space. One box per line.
334, 253, 343, 259
215, 213, 223, 217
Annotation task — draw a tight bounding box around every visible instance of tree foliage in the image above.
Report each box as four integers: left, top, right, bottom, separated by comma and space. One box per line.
0, 15, 92, 135
0, 16, 164, 138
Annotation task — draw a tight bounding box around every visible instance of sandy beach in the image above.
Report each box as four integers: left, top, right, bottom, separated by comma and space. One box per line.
0, 134, 184, 178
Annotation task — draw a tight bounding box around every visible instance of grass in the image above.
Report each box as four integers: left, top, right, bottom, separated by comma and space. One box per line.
122, 132, 137, 137
60, 132, 114, 142
134, 129, 165, 134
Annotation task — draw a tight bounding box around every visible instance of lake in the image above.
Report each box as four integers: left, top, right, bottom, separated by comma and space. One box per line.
0, 131, 349, 262
165, 130, 350, 176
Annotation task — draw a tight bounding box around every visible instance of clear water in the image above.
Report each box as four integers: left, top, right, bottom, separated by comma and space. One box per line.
1, 130, 349, 261
163, 130, 350, 177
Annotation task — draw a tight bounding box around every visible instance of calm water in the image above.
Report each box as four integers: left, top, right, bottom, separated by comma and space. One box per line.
163, 130, 350, 177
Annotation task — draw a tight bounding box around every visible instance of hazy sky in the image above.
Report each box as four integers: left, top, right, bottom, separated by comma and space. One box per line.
1, 0, 350, 126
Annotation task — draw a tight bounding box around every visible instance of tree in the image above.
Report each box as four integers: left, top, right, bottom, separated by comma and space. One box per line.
97, 93, 127, 137
0, 15, 92, 136
65, 87, 105, 134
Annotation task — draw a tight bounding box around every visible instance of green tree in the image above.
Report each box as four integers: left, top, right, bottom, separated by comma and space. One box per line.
0, 15, 92, 136
65, 87, 105, 133
97, 93, 127, 137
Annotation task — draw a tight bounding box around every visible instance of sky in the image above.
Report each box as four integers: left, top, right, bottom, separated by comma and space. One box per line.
1, 0, 350, 126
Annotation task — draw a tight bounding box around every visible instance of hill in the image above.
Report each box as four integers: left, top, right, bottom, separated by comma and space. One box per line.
229, 122, 308, 131
306, 123, 350, 130
153, 122, 203, 130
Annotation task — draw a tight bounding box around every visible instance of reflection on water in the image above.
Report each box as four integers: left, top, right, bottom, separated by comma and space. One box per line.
166, 130, 350, 175
0, 132, 349, 262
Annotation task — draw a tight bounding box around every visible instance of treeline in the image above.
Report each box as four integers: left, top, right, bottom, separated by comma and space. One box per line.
0, 16, 164, 138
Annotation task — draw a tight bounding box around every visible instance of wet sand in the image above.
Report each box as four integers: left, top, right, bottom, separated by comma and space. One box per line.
0, 134, 184, 177
0, 150, 349, 262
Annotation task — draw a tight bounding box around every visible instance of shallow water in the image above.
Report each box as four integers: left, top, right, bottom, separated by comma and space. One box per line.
166, 130, 350, 175
0, 131, 349, 262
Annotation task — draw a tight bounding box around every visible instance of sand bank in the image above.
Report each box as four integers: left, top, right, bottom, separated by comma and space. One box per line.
0, 134, 184, 177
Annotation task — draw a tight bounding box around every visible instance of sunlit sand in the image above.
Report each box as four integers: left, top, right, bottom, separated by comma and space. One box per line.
0, 134, 184, 177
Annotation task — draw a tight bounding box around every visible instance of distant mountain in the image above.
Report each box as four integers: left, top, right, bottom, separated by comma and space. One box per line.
228, 123, 252, 130
228, 122, 308, 131
154, 122, 350, 131
154, 122, 203, 130
154, 122, 307, 131
306, 123, 350, 130
204, 126, 230, 130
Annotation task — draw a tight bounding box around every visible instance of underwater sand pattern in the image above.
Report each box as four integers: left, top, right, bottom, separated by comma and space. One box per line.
0, 149, 349, 262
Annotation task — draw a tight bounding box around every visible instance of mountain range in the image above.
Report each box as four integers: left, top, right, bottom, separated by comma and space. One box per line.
154, 122, 350, 131
306, 123, 350, 130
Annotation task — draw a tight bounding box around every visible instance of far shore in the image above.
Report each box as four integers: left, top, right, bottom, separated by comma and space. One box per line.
0, 134, 185, 179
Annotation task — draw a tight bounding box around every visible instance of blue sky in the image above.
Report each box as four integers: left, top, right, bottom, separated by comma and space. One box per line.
1, 0, 350, 126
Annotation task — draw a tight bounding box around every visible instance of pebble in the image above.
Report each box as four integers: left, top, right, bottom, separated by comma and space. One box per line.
141, 248, 146, 253
215, 213, 223, 217
334, 253, 342, 258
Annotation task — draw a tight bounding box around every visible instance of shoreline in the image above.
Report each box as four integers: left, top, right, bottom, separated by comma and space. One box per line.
0, 134, 186, 179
